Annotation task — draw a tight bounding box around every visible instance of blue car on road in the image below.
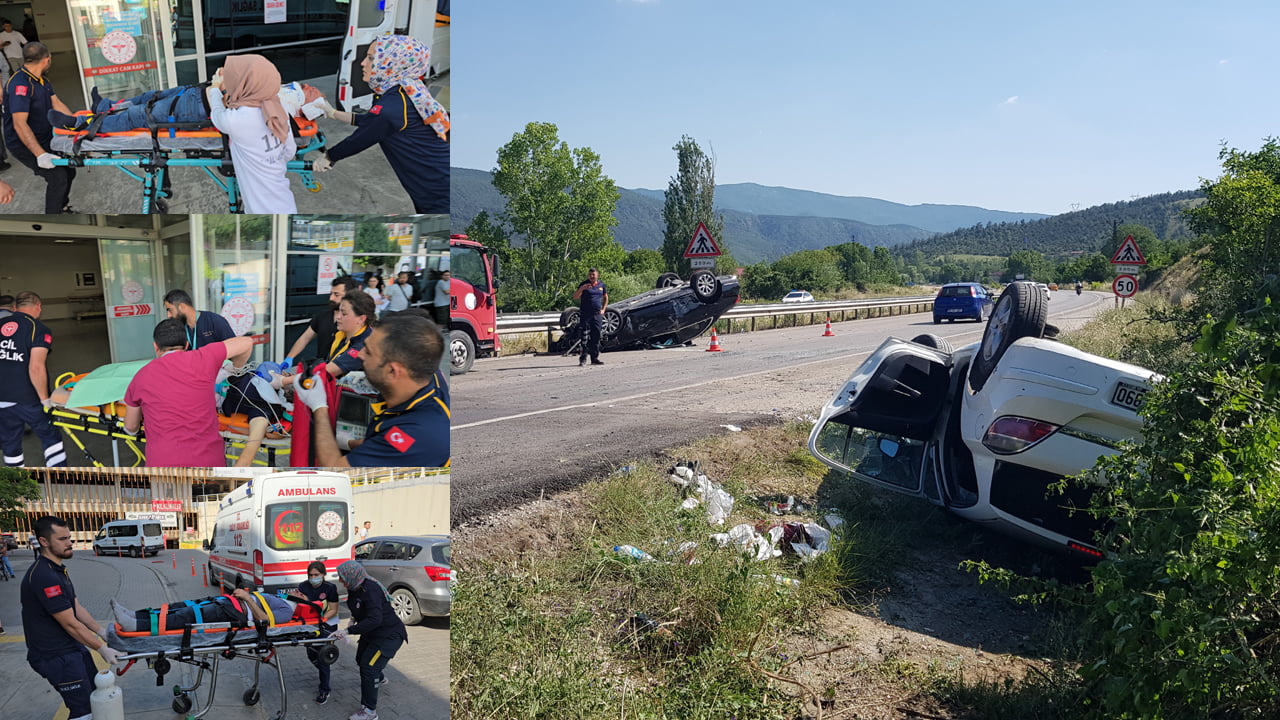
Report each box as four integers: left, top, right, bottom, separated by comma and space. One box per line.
933, 282, 993, 323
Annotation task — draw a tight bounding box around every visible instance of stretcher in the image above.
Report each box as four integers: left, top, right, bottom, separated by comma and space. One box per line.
49, 110, 325, 213
108, 608, 339, 720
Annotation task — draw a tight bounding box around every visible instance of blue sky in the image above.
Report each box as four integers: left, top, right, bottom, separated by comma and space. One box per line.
454, 1, 1278, 215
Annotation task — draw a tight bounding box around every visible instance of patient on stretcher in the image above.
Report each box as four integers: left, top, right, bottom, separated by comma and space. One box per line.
47, 82, 329, 135
111, 587, 309, 633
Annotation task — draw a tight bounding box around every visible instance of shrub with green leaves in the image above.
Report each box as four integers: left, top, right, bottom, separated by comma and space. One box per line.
1080, 295, 1280, 719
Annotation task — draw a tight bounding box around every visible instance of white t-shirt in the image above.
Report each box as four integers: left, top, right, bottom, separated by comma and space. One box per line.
208, 87, 297, 214
0, 31, 26, 60
434, 278, 450, 307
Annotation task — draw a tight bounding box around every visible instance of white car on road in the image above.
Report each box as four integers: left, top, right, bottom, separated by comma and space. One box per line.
808, 281, 1159, 557
781, 290, 814, 303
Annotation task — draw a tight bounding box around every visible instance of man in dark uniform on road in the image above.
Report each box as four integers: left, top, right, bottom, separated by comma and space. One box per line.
3, 42, 76, 213
297, 312, 449, 467
0, 291, 66, 467
163, 289, 236, 350
572, 268, 608, 367
22, 515, 122, 720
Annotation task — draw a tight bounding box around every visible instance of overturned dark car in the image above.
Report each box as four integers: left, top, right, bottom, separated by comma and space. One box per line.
555, 270, 740, 353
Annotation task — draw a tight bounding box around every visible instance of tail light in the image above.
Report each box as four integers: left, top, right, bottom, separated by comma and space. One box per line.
1068, 542, 1103, 559
425, 566, 452, 582
969, 287, 977, 297
252, 549, 264, 587
981, 416, 1059, 454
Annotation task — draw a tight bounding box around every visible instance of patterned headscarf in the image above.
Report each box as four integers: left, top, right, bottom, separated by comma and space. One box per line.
222, 54, 290, 144
337, 559, 391, 604
368, 35, 449, 142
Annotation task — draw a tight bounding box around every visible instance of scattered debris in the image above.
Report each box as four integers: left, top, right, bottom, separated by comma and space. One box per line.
767, 495, 796, 515
711, 523, 783, 562
720, 424, 743, 432
752, 574, 801, 590
613, 544, 656, 562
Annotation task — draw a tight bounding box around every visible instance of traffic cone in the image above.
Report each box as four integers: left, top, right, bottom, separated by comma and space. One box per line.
202, 565, 208, 588
822, 318, 835, 337
706, 327, 724, 352
191, 558, 196, 577
172, 553, 176, 570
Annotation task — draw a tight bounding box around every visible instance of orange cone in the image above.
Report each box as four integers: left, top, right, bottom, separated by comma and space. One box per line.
202, 565, 208, 588
706, 327, 724, 352
172, 553, 176, 570
191, 558, 196, 576
822, 318, 835, 337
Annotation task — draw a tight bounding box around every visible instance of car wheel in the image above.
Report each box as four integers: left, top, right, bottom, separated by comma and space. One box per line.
129, 545, 140, 558
559, 307, 581, 337
93, 545, 101, 556
601, 308, 624, 338
449, 329, 475, 375
932, 316, 941, 325
969, 281, 1047, 392
655, 272, 681, 289
689, 270, 722, 303
910, 334, 953, 353
390, 588, 423, 625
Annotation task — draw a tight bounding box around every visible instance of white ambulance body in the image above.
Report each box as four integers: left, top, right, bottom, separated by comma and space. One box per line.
207, 470, 355, 596
337, 0, 446, 111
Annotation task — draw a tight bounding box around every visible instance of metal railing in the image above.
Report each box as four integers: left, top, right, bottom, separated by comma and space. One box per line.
495, 296, 936, 334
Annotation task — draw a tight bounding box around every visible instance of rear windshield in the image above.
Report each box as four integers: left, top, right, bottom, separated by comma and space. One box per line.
432, 543, 451, 565
265, 501, 349, 551
143, 524, 161, 537
938, 285, 976, 298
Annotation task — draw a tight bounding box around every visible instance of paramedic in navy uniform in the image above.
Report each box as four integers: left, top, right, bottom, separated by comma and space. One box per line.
289, 560, 341, 705
310, 34, 448, 213
22, 515, 123, 720
3, 42, 76, 213
0, 291, 67, 467
163, 289, 236, 350
295, 312, 449, 467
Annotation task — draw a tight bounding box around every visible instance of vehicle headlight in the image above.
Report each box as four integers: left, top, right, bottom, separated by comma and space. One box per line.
981, 416, 1060, 454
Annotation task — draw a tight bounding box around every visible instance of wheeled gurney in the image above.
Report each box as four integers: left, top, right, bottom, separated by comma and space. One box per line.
49, 109, 325, 213
107, 608, 339, 720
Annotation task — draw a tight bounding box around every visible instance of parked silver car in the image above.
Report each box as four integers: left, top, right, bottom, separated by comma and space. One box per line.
353, 535, 451, 624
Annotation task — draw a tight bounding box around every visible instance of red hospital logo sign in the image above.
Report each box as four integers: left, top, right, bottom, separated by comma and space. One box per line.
386, 426, 415, 453
1, 321, 16, 337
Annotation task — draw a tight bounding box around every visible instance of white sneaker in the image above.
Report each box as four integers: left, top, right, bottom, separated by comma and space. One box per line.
349, 707, 378, 720
375, 676, 389, 688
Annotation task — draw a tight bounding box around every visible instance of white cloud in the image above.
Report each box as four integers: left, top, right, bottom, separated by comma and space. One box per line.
1002, 96, 1019, 105
1219, 59, 1230, 65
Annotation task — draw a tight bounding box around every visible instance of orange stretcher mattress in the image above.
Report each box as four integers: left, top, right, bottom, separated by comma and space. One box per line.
53, 111, 320, 139
113, 598, 324, 638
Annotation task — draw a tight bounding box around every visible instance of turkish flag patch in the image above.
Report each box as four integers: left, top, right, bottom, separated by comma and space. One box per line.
15, 85, 27, 97
369, 105, 381, 115
385, 426, 415, 453
43, 334, 52, 344
347, 349, 359, 358
44, 585, 62, 598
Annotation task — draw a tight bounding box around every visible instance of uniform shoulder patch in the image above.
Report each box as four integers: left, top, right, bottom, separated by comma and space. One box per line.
385, 425, 416, 453
43, 334, 52, 344
369, 104, 381, 115
15, 84, 27, 97
44, 585, 63, 598
1, 321, 16, 337
347, 348, 360, 358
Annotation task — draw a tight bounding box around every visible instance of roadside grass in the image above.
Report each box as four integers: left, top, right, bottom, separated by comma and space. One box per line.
453, 421, 1087, 718
1056, 294, 1192, 375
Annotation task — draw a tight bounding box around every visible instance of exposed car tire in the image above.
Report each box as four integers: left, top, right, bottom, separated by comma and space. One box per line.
911, 334, 953, 353
559, 307, 581, 336
129, 545, 140, 558
656, 272, 681, 289
969, 281, 1047, 392
450, 330, 475, 375
689, 270, 722, 303
390, 587, 423, 625
602, 308, 624, 338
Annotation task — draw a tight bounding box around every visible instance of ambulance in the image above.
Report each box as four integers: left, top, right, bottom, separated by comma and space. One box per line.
206, 470, 355, 596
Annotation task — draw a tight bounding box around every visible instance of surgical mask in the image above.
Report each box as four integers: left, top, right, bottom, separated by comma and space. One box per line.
309, 577, 323, 586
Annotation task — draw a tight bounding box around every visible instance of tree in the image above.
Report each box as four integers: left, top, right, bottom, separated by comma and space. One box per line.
354, 221, 395, 268
0, 468, 40, 531
868, 246, 899, 284
661, 136, 726, 276
622, 247, 665, 275
478, 122, 624, 311
741, 262, 787, 301
830, 242, 873, 286
1006, 249, 1048, 281
773, 249, 843, 293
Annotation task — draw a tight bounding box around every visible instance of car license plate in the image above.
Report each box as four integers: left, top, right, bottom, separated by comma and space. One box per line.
947, 308, 961, 313
1110, 381, 1149, 411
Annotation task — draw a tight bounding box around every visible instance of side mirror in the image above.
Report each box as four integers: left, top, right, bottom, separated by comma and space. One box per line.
202, 539, 210, 551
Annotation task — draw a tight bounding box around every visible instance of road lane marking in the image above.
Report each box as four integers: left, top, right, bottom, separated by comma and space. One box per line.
456, 329, 987, 430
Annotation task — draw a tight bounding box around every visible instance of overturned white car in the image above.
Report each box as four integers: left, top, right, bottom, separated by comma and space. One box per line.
808, 281, 1159, 557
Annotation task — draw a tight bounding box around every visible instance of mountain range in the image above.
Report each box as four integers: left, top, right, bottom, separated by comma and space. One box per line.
452, 167, 1190, 264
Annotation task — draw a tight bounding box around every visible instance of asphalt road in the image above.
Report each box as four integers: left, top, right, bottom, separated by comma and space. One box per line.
0, 547, 448, 720
451, 290, 1115, 526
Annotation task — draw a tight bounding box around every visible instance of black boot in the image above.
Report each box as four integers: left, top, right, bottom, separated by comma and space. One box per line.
91, 85, 104, 112
46, 108, 86, 131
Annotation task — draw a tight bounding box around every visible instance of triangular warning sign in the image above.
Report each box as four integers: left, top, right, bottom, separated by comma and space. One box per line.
1110, 235, 1147, 265
683, 222, 722, 258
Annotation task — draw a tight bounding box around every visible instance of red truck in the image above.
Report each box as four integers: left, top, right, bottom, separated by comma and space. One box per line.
448, 234, 500, 373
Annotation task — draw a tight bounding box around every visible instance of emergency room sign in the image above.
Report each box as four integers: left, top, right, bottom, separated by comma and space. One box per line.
112, 304, 152, 318
266, 0, 287, 24
683, 222, 723, 258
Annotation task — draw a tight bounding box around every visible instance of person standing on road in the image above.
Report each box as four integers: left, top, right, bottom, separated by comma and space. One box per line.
572, 268, 608, 367
3, 42, 76, 213
334, 559, 408, 720
0, 292, 67, 467
22, 515, 122, 720
432, 270, 450, 328
289, 560, 340, 705
386, 272, 415, 314
0, 538, 14, 578
0, 19, 26, 74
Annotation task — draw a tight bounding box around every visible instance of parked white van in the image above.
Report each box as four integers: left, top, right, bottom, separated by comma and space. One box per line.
92, 520, 166, 558
206, 470, 355, 596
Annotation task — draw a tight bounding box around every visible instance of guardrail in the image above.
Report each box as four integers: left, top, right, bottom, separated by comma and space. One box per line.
496, 296, 936, 335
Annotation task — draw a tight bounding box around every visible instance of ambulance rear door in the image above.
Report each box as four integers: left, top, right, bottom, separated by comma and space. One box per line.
258, 471, 354, 594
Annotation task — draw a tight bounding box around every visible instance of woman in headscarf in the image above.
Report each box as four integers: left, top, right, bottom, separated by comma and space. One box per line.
312, 35, 448, 213
207, 54, 298, 213
333, 560, 408, 720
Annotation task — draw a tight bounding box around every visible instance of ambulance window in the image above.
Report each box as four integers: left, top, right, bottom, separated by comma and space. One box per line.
266, 503, 309, 551
266, 501, 350, 551
313, 501, 348, 550
357, 0, 387, 28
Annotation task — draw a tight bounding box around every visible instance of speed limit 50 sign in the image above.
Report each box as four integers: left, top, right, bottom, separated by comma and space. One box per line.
1113, 274, 1138, 298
